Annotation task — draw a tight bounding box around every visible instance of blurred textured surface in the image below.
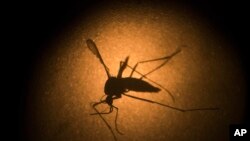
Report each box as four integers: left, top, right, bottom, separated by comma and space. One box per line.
25, 1, 246, 141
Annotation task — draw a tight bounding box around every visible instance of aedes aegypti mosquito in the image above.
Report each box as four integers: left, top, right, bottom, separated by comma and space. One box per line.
86, 39, 219, 141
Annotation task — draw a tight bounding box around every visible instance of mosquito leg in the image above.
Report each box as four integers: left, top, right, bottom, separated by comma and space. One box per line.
90, 101, 117, 141
91, 95, 122, 115
122, 53, 175, 78
100, 95, 106, 101
91, 95, 110, 114
129, 63, 138, 77
112, 105, 124, 135
90, 107, 113, 115
122, 93, 219, 112
86, 39, 111, 78
133, 48, 181, 79
90, 102, 114, 115
89, 101, 105, 115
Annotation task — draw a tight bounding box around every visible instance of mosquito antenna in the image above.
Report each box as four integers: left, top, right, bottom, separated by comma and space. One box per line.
86, 39, 111, 78
123, 93, 219, 112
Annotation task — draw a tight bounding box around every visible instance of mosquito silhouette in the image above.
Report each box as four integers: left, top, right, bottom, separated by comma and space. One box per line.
86, 39, 219, 141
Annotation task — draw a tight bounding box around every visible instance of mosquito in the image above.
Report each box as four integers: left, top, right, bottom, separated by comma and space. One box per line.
86, 39, 219, 141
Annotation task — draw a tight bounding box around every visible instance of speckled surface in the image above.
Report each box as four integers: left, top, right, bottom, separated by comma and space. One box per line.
25, 1, 246, 141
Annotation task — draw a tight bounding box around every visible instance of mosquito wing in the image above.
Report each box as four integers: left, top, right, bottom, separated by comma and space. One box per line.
86, 39, 110, 78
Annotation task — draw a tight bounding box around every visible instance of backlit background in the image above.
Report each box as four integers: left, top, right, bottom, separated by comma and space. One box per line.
16, 1, 249, 141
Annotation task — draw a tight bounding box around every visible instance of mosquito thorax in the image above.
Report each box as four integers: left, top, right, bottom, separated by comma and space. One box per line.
104, 77, 125, 96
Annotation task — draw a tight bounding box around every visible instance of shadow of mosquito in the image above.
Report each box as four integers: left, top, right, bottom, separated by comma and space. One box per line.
86, 39, 219, 141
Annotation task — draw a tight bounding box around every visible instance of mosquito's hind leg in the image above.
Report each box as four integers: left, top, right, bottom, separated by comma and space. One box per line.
130, 48, 181, 79
122, 93, 219, 112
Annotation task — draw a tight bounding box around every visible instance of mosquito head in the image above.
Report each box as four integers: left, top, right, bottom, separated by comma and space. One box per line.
106, 95, 113, 106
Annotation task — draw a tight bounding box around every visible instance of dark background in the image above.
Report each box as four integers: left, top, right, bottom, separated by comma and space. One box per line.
5, 0, 249, 140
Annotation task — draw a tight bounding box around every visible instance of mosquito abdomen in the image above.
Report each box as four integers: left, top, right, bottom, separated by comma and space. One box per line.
122, 77, 160, 92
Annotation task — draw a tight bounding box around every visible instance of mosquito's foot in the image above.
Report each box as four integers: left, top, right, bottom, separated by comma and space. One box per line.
117, 130, 124, 135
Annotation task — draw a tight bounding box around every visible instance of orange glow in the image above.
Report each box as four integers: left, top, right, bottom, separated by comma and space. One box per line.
25, 1, 246, 141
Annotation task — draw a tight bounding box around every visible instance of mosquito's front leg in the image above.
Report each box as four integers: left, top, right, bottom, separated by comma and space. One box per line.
90, 106, 113, 115
99, 95, 106, 102
112, 105, 124, 135
90, 100, 106, 115
90, 100, 117, 141
90, 95, 122, 115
